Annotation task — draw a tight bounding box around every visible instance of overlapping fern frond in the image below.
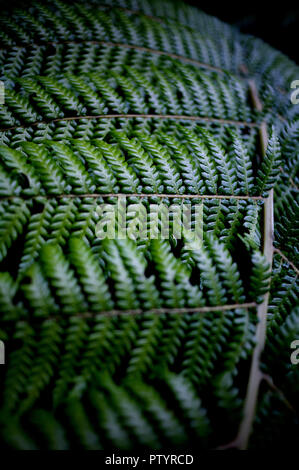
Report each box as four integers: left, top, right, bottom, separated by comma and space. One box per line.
0, 0, 298, 451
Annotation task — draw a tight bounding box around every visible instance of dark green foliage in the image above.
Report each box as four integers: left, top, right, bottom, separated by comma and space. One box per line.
256, 127, 282, 196
0, 0, 298, 451
249, 251, 271, 304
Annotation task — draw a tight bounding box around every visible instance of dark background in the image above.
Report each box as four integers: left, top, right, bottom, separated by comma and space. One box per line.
184, 0, 299, 63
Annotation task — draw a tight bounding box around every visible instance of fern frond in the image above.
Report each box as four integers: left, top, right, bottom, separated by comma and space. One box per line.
229, 130, 254, 195
256, 127, 281, 196
39, 243, 87, 314
49, 142, 96, 194
179, 126, 218, 194
136, 132, 184, 194
0, 0, 298, 451
249, 251, 271, 304
201, 128, 238, 195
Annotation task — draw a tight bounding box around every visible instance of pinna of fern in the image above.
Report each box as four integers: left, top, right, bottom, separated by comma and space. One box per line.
0, 0, 298, 451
